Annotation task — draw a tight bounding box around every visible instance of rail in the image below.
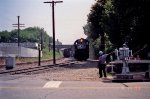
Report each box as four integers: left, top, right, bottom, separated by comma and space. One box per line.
0, 61, 77, 75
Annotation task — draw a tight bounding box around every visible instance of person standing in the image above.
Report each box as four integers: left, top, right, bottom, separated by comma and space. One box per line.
98, 51, 114, 78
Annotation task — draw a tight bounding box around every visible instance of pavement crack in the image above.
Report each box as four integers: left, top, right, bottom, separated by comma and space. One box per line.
122, 83, 128, 87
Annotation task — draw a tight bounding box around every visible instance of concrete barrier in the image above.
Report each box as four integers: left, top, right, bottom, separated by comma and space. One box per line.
0, 46, 41, 57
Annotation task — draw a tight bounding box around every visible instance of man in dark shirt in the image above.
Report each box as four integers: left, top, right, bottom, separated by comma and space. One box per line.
98, 51, 114, 78
98, 51, 108, 78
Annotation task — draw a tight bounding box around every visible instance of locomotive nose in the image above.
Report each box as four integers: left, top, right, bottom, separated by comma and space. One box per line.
80, 38, 84, 42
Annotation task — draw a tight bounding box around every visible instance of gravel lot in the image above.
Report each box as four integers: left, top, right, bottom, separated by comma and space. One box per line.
0, 58, 101, 81
35, 63, 101, 81
25, 60, 100, 81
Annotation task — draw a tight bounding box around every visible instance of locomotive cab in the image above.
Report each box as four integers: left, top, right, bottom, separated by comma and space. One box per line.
74, 38, 89, 61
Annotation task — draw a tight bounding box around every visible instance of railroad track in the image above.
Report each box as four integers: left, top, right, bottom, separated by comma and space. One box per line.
0, 58, 65, 68
0, 61, 77, 75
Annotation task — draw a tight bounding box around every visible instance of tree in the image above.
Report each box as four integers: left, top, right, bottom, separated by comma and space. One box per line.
84, 0, 106, 56
0, 30, 10, 42
84, 0, 150, 59
0, 27, 62, 50
108, 0, 150, 58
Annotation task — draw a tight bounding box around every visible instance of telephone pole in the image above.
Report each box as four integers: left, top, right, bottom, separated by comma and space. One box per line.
44, 0, 63, 65
12, 16, 25, 47
38, 29, 43, 66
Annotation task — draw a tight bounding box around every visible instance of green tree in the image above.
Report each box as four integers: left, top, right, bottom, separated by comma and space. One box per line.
0, 27, 62, 50
0, 30, 10, 42
108, 0, 150, 58
84, 0, 112, 57
85, 0, 150, 59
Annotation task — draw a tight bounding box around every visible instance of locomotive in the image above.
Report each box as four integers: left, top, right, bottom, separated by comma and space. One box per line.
63, 48, 71, 58
74, 38, 89, 61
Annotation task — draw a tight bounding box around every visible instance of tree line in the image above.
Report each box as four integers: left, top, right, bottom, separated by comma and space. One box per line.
0, 27, 62, 49
84, 0, 150, 59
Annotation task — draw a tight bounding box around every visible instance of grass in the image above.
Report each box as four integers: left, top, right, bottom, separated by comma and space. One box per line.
15, 48, 63, 63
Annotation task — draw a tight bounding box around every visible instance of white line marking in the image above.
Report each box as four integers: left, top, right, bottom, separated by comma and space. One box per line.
43, 81, 62, 88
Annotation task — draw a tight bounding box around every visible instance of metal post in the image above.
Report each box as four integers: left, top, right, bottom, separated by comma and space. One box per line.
52, 2, 56, 64
17, 16, 20, 47
41, 29, 43, 51
38, 30, 43, 66
38, 45, 41, 66
44, 0, 63, 65
110, 55, 115, 74
122, 59, 129, 74
38, 44, 41, 66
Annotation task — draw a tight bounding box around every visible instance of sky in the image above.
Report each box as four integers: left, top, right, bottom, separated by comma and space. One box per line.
0, 0, 95, 44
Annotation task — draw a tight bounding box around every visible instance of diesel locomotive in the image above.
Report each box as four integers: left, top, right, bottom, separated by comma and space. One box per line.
63, 48, 71, 58
74, 38, 89, 61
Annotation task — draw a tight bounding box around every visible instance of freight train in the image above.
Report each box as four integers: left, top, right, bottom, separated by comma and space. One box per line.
73, 38, 89, 61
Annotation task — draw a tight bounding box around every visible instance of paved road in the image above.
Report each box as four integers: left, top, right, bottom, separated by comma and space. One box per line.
0, 75, 150, 99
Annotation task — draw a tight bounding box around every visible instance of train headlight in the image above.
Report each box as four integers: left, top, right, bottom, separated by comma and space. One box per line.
80, 38, 84, 43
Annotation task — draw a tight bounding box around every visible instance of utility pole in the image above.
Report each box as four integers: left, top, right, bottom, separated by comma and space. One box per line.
12, 16, 25, 47
38, 29, 43, 66
44, 0, 63, 65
